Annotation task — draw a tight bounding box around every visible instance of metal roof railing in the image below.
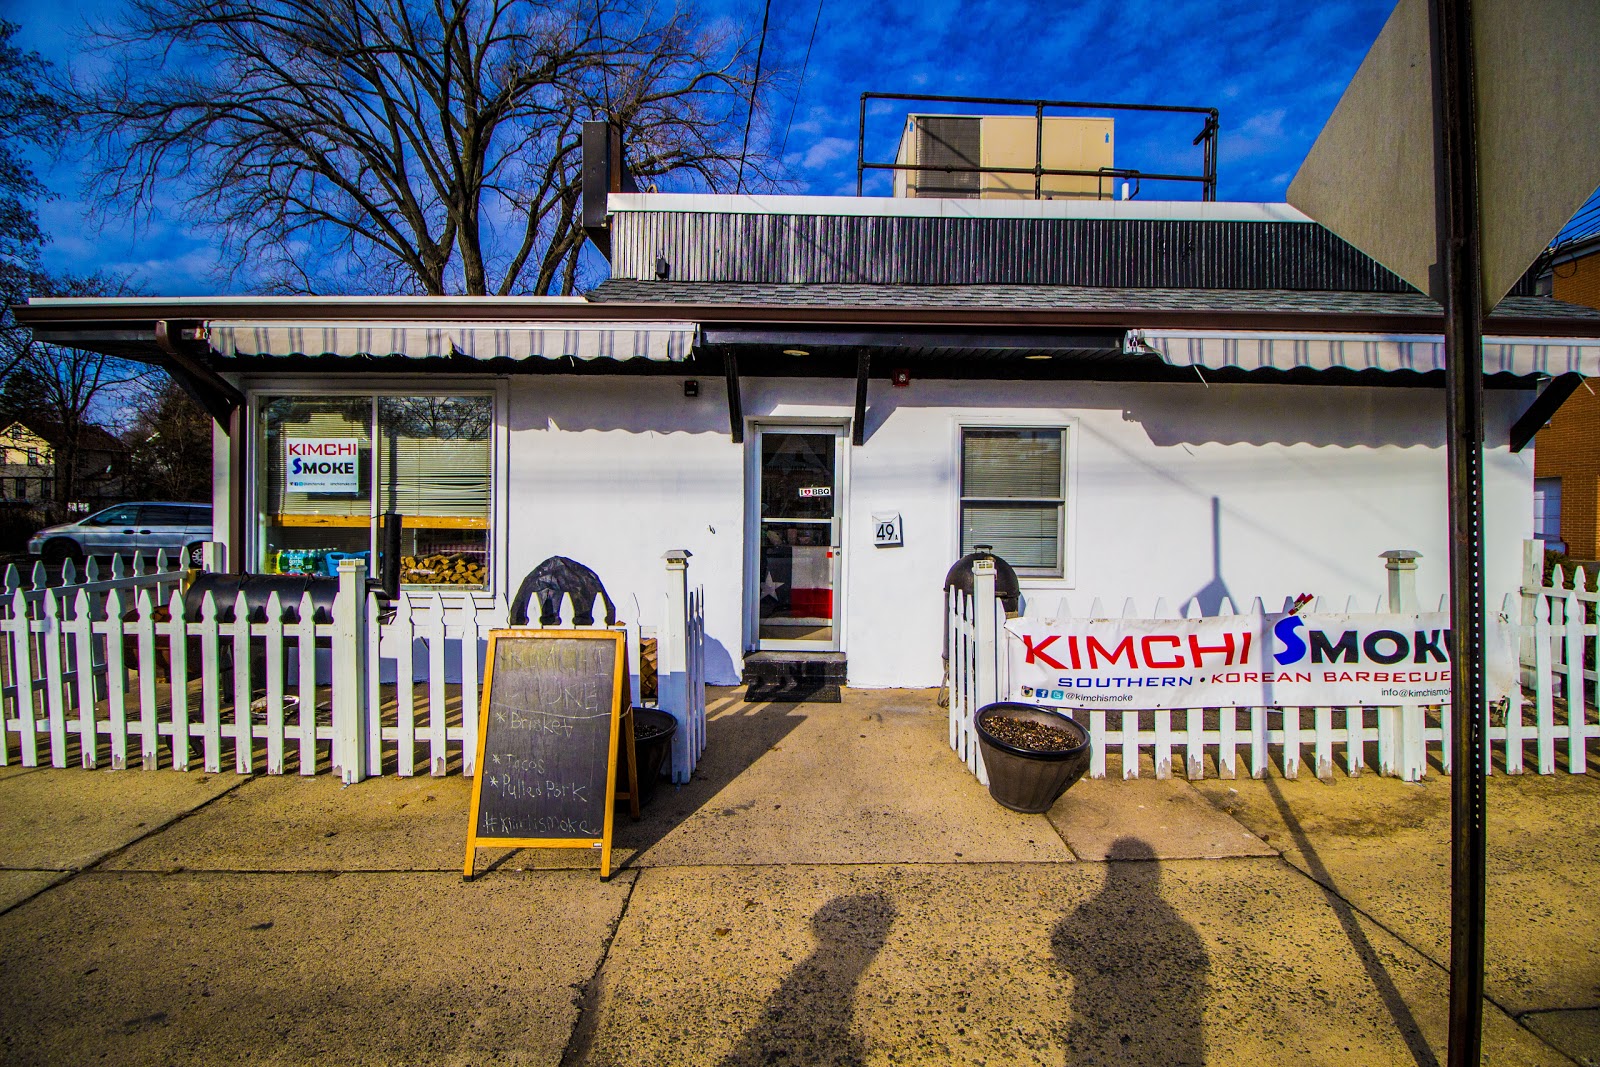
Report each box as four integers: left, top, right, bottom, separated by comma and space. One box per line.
856, 91, 1219, 202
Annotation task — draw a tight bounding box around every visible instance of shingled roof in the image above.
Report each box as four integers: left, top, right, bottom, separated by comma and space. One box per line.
589, 279, 1600, 326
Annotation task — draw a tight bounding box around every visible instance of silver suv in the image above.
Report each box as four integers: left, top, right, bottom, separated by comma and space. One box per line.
29, 502, 213, 566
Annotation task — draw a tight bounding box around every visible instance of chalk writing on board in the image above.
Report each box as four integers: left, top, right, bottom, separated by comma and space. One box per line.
482, 773, 593, 802
468, 631, 621, 858
480, 813, 603, 837
487, 752, 546, 774
490, 703, 610, 734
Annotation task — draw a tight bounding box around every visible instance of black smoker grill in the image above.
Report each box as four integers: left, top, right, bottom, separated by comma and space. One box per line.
942, 545, 1022, 660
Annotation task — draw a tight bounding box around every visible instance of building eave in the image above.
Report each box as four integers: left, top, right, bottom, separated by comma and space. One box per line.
16, 294, 1600, 337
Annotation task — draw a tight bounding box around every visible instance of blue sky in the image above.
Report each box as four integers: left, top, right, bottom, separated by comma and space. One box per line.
6, 0, 1398, 295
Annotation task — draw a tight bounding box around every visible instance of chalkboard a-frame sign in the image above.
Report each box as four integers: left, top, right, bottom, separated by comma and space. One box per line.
464, 629, 628, 879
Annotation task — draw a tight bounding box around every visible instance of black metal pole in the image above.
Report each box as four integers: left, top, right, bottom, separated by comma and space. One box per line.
1432, 0, 1487, 1063
1034, 102, 1045, 200
857, 93, 868, 197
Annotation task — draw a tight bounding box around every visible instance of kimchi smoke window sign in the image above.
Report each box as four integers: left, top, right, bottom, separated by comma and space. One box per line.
960, 427, 1068, 578
256, 393, 493, 589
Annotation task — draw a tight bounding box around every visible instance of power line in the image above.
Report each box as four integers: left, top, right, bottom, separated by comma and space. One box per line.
777, 0, 825, 163
735, 0, 773, 194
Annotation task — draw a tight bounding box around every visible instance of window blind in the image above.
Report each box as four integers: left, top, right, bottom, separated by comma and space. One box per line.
961, 430, 1062, 498
961, 505, 1060, 570
960, 427, 1067, 575
376, 397, 491, 521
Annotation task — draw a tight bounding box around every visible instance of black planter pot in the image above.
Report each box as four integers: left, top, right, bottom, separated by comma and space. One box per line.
623, 707, 678, 806
974, 702, 1091, 813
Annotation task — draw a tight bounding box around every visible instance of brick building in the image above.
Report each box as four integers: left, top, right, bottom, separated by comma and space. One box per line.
1536, 235, 1600, 558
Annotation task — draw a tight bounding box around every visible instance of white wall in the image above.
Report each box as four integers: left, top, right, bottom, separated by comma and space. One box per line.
505, 377, 748, 684
222, 374, 1535, 691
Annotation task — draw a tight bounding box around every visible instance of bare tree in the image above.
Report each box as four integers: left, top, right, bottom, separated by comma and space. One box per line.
2, 273, 151, 511
121, 374, 213, 502
0, 19, 72, 380
67, 0, 776, 296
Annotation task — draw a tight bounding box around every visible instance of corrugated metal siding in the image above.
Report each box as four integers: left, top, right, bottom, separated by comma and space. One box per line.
612, 213, 1416, 292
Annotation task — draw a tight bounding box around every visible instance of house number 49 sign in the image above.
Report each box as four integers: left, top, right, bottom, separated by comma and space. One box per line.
872, 512, 903, 547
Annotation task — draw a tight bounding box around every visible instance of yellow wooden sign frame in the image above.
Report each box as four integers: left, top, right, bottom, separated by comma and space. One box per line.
464, 628, 628, 879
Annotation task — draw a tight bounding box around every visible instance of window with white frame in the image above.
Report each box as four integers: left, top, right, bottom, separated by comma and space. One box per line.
1534, 476, 1564, 551
959, 426, 1068, 577
256, 393, 493, 589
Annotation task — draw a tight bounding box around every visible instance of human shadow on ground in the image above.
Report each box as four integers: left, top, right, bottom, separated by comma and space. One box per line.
1053, 837, 1210, 1065
1261, 776, 1439, 1067
716, 892, 896, 1067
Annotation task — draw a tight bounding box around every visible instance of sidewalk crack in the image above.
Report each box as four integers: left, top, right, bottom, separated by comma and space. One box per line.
0, 773, 256, 919
559, 867, 641, 1067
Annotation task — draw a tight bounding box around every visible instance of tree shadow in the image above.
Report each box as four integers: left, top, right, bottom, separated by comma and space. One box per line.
1053, 837, 1210, 1065
1185, 496, 1236, 616
716, 893, 897, 1067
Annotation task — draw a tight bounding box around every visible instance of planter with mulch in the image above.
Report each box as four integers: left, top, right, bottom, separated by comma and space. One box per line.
624, 707, 678, 805
974, 702, 1091, 813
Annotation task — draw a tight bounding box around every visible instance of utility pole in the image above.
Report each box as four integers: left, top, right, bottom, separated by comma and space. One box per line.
1431, 0, 1487, 1062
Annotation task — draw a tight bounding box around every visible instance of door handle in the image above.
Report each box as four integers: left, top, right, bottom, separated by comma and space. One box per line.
138, 529, 151, 535
121, 529, 134, 534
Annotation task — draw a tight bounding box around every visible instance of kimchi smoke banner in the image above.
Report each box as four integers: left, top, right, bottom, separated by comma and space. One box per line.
1004, 613, 1518, 711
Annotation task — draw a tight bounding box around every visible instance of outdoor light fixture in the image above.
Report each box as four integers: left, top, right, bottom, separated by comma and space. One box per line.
783, 348, 809, 356
1025, 354, 1053, 360
892, 368, 911, 387
683, 379, 699, 397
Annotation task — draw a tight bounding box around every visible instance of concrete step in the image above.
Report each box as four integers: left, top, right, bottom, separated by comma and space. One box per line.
742, 651, 846, 703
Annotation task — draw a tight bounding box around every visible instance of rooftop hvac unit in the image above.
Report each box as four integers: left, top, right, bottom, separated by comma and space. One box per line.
894, 114, 1115, 200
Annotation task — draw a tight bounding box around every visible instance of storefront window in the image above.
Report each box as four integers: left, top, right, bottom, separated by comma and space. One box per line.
377, 396, 491, 586
257, 393, 492, 589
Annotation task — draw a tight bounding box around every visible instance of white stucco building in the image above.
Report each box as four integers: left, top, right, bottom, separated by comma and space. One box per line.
20, 193, 1600, 695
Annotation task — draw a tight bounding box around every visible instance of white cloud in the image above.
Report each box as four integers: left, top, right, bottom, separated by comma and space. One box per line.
801, 136, 854, 170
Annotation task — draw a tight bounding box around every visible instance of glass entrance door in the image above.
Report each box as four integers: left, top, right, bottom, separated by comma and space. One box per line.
754, 428, 842, 650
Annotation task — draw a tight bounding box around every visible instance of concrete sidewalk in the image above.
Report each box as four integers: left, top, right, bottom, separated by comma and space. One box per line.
0, 688, 1595, 1066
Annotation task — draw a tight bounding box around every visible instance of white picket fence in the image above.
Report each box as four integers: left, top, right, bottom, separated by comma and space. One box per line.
0, 549, 708, 785
948, 543, 1597, 784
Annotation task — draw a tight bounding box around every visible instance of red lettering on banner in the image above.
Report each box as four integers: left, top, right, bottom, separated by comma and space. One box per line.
1140, 635, 1184, 669
1188, 632, 1238, 667
1067, 635, 1082, 670
1087, 636, 1138, 669
1021, 634, 1066, 671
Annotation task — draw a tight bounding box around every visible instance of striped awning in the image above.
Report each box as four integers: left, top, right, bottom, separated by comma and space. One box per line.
206, 321, 697, 362
1130, 330, 1600, 377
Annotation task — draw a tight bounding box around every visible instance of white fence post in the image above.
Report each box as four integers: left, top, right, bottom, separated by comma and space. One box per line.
1519, 538, 1544, 694
9, 584, 37, 767
332, 558, 370, 785
968, 559, 999, 785
660, 549, 694, 784
165, 586, 191, 771
972, 559, 998, 711
1381, 550, 1428, 781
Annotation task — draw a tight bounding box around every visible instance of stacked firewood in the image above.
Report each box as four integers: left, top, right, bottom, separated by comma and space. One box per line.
399, 554, 486, 586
